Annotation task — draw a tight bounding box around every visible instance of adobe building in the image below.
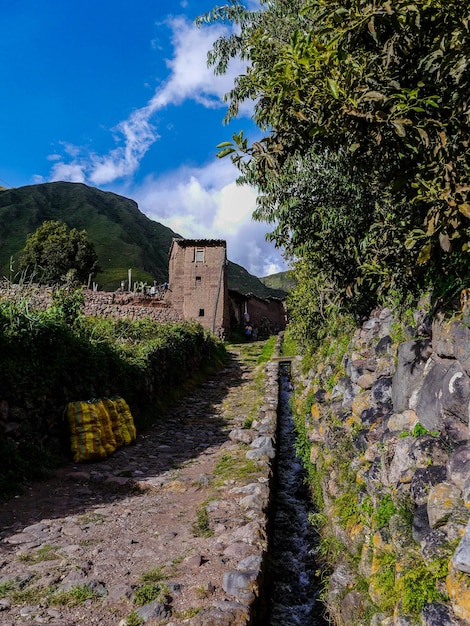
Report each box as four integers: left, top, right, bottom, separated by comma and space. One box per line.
229, 289, 287, 338
168, 238, 231, 337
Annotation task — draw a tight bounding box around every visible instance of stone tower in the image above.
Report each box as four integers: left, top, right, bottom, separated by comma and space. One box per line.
167, 238, 230, 337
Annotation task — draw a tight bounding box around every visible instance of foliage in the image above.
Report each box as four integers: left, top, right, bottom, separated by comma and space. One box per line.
398, 560, 447, 615
0, 292, 227, 496
50, 287, 85, 326
372, 551, 398, 611
200, 0, 470, 346
19, 220, 99, 285
400, 422, 440, 437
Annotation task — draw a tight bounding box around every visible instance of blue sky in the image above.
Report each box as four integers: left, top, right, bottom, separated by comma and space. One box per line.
0, 0, 288, 277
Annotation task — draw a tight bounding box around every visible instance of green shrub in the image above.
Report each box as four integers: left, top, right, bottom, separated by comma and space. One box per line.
0, 292, 228, 496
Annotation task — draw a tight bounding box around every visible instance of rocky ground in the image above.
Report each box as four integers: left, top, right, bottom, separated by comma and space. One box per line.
0, 342, 275, 626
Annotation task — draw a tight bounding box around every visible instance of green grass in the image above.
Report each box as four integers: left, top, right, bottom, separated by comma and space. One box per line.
193, 504, 214, 538
0, 580, 15, 597
140, 567, 167, 583
49, 584, 101, 606
125, 613, 144, 626
18, 544, 60, 564
281, 327, 298, 356
133, 582, 169, 606
213, 452, 260, 486
257, 335, 277, 363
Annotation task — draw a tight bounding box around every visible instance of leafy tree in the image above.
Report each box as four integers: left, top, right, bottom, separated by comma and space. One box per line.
19, 220, 99, 285
200, 0, 470, 315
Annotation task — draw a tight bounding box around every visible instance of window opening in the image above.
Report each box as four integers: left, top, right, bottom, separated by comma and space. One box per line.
199, 309, 205, 317
195, 248, 205, 263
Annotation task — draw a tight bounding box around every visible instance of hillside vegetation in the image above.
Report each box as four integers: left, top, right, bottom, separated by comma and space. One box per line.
202, 0, 470, 349
259, 270, 296, 294
0, 289, 227, 496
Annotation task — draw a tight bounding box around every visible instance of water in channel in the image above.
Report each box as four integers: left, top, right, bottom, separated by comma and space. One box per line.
267, 364, 328, 626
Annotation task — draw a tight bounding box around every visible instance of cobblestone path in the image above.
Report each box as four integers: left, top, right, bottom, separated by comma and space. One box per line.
0, 342, 270, 626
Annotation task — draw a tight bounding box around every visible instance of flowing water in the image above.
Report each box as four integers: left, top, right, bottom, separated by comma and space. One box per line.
267, 364, 328, 626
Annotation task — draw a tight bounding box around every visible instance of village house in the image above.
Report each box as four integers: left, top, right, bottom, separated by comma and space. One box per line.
167, 238, 286, 339
167, 238, 231, 338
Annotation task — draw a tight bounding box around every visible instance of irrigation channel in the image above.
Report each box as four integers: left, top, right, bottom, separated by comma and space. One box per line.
267, 363, 328, 626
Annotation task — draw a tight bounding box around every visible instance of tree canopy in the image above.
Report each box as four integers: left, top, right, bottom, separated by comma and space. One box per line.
19, 220, 99, 286
200, 0, 470, 341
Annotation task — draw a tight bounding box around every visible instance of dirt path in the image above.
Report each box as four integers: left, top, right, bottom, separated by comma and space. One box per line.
0, 342, 272, 626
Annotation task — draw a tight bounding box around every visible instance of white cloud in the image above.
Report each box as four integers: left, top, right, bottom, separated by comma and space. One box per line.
130, 158, 287, 277
44, 10, 286, 276
51, 161, 87, 183
147, 17, 246, 110
48, 16, 249, 186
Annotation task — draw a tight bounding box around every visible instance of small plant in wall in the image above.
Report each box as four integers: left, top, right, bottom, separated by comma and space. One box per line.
373, 494, 397, 530
399, 423, 439, 438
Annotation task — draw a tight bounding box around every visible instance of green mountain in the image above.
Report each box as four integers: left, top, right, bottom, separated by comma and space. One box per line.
0, 181, 284, 298
260, 270, 296, 294
228, 261, 287, 299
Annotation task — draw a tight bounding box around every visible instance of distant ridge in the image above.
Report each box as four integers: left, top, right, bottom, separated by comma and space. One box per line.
260, 271, 295, 294
0, 181, 285, 298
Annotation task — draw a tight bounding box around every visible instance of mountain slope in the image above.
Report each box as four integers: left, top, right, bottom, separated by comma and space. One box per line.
0, 182, 178, 290
260, 271, 295, 294
0, 181, 284, 298
228, 261, 287, 299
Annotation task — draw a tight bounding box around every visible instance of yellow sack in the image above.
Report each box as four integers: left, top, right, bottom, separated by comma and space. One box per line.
67, 401, 108, 463
93, 399, 117, 456
102, 398, 126, 448
67, 397, 136, 462
112, 397, 137, 446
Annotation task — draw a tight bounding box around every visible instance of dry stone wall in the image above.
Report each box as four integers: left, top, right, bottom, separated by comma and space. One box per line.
0, 285, 181, 323
296, 306, 470, 624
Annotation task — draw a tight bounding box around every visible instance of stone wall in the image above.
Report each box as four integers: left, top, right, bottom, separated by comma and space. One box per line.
0, 285, 181, 323
296, 306, 470, 624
